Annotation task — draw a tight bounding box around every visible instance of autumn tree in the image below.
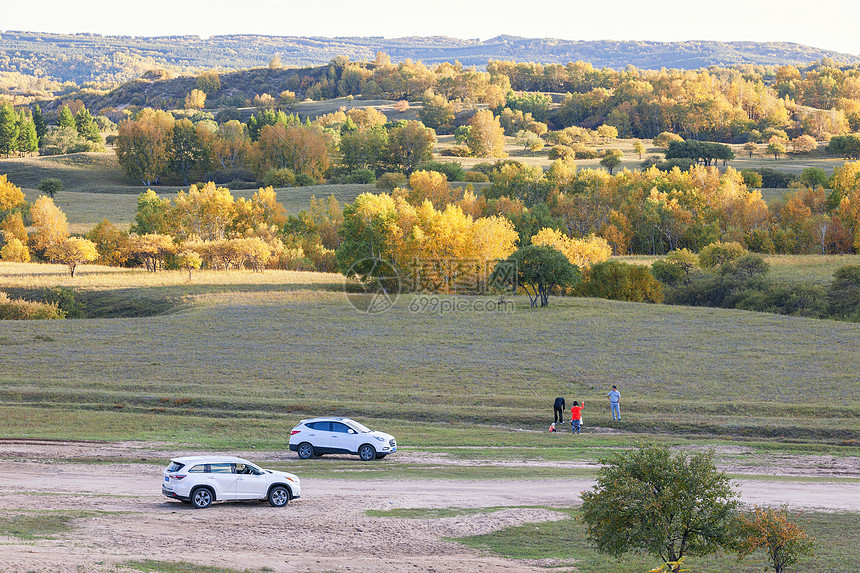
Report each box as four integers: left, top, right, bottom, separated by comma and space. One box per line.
86, 219, 131, 266
0, 174, 26, 212
419, 91, 455, 130
768, 141, 787, 159
387, 121, 436, 172
466, 110, 507, 158
744, 142, 758, 157
255, 123, 332, 181
531, 227, 612, 268
213, 120, 251, 169
176, 249, 203, 279
581, 444, 738, 571
172, 182, 235, 241
633, 140, 645, 159
30, 195, 70, 257
115, 109, 174, 185
735, 506, 813, 573
130, 233, 176, 272
48, 237, 98, 277
185, 89, 207, 110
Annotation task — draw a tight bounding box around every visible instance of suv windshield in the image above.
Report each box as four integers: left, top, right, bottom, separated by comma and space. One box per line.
348, 420, 372, 433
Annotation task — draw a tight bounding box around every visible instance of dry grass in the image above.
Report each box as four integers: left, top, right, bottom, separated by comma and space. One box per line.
0, 262, 347, 291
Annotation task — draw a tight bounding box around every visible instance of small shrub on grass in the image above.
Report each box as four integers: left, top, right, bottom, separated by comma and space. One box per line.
0, 292, 65, 320
464, 171, 489, 183
345, 168, 376, 184
294, 173, 316, 187
37, 178, 63, 198
376, 172, 408, 191
414, 160, 466, 181
262, 168, 296, 188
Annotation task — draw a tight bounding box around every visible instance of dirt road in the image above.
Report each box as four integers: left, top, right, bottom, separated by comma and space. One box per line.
0, 441, 857, 573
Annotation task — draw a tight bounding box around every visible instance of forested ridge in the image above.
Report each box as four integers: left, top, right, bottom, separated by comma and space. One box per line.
2, 30, 859, 85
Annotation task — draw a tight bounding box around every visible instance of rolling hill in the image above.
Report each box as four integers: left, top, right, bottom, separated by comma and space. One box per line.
2, 30, 859, 85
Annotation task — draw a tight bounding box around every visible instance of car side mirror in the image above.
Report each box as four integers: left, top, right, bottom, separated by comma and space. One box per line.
348, 429, 355, 434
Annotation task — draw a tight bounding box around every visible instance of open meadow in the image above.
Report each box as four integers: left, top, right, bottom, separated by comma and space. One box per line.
2, 146, 860, 572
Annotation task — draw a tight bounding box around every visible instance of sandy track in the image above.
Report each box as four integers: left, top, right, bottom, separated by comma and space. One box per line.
0, 441, 857, 572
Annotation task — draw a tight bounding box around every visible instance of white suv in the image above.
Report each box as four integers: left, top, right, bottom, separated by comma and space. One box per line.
289, 417, 396, 461
162, 455, 301, 509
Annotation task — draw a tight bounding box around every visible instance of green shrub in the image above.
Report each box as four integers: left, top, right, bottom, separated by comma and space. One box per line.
294, 173, 316, 187
345, 168, 376, 184
375, 172, 408, 191
262, 168, 296, 188
414, 160, 465, 181
699, 241, 746, 268
440, 145, 472, 158
579, 261, 663, 303
37, 178, 63, 198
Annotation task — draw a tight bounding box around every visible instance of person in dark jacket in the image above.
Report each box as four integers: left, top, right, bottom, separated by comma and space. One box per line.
553, 396, 565, 423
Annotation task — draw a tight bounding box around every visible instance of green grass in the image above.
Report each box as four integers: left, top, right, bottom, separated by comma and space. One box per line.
0, 280, 858, 452
0, 510, 108, 539
455, 508, 860, 573
123, 560, 271, 573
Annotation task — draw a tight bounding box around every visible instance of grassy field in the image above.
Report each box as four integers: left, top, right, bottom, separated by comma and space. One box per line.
449, 507, 860, 573
1, 264, 858, 453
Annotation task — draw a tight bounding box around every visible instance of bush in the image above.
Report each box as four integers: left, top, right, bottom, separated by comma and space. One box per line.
579, 260, 663, 303
828, 264, 860, 320
699, 241, 746, 268
345, 168, 376, 184
295, 173, 316, 187
756, 168, 796, 188
0, 292, 65, 320
548, 145, 575, 160
37, 178, 64, 199
654, 158, 696, 172
375, 172, 408, 191
262, 168, 296, 188
414, 160, 465, 181
440, 145, 472, 157
740, 169, 763, 188
209, 168, 257, 185
43, 287, 85, 318
464, 171, 490, 183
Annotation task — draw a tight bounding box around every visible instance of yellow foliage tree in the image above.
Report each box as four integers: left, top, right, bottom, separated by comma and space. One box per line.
531, 227, 612, 268
130, 233, 176, 272
0, 174, 25, 212
173, 182, 236, 241
30, 196, 70, 255
1, 238, 29, 262
47, 237, 98, 277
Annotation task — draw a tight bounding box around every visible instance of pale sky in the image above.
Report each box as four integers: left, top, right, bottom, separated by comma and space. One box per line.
4, 0, 860, 56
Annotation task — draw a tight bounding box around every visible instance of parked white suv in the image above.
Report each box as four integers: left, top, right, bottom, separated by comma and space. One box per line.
162, 455, 300, 509
289, 417, 396, 461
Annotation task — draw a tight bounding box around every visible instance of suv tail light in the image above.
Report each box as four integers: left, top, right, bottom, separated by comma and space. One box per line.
169, 474, 187, 480
290, 430, 301, 435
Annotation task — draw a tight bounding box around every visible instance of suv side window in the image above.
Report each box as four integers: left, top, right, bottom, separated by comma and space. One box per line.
309, 421, 332, 432
209, 463, 234, 474
331, 422, 352, 433
187, 464, 206, 473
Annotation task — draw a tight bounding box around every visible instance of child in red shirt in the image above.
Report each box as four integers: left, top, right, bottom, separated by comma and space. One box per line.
570, 400, 584, 434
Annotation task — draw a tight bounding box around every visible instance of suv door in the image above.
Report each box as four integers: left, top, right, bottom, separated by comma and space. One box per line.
306, 421, 333, 453
207, 462, 238, 500
234, 462, 268, 499
330, 421, 359, 454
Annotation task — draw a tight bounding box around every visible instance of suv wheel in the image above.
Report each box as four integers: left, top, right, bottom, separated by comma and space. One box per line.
191, 487, 213, 509
358, 444, 376, 461
297, 442, 315, 459
268, 485, 289, 507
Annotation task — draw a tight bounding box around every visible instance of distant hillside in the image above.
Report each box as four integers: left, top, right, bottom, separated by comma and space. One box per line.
2, 31, 859, 85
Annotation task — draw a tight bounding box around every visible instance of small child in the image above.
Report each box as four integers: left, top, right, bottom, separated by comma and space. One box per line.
570, 400, 584, 434
548, 422, 557, 433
